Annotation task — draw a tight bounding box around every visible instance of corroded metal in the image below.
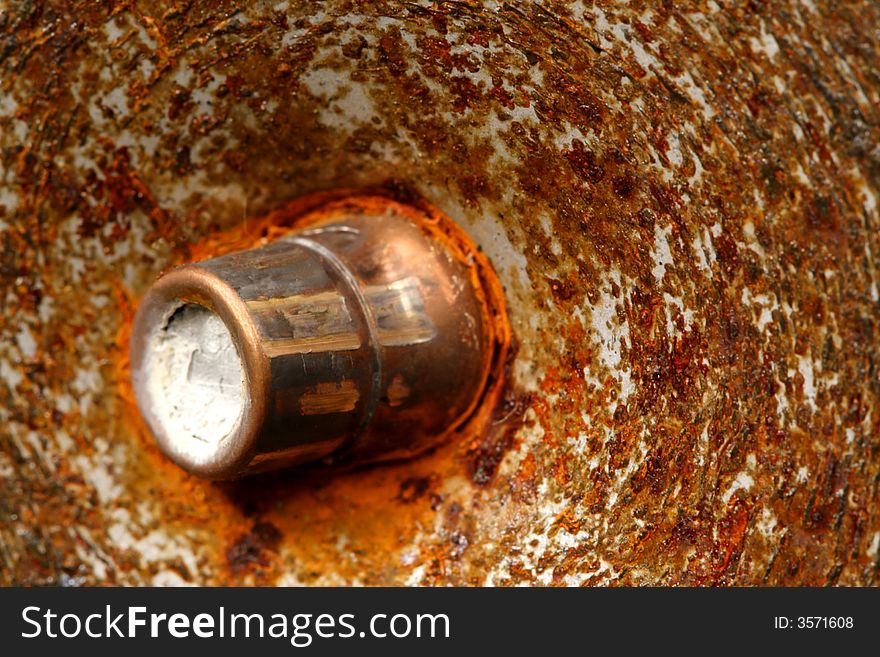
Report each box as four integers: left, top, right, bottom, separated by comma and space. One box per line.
130, 197, 498, 478
1, 0, 880, 586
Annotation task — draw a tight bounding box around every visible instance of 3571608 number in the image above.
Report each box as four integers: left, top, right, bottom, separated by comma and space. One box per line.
774, 617, 854, 629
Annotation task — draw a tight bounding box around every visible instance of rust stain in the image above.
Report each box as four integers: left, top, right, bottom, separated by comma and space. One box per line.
109, 189, 514, 585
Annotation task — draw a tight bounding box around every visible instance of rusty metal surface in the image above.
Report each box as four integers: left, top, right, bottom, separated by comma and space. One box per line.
1, 0, 879, 586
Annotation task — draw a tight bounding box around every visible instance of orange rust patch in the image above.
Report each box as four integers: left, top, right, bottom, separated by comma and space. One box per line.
112, 189, 517, 583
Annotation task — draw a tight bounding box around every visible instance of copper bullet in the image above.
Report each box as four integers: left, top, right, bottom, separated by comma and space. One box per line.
130, 198, 498, 478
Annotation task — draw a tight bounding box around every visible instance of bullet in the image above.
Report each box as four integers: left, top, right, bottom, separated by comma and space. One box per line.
130, 199, 496, 478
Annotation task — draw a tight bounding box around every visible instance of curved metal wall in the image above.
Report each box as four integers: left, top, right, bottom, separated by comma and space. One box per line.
1, 0, 879, 585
